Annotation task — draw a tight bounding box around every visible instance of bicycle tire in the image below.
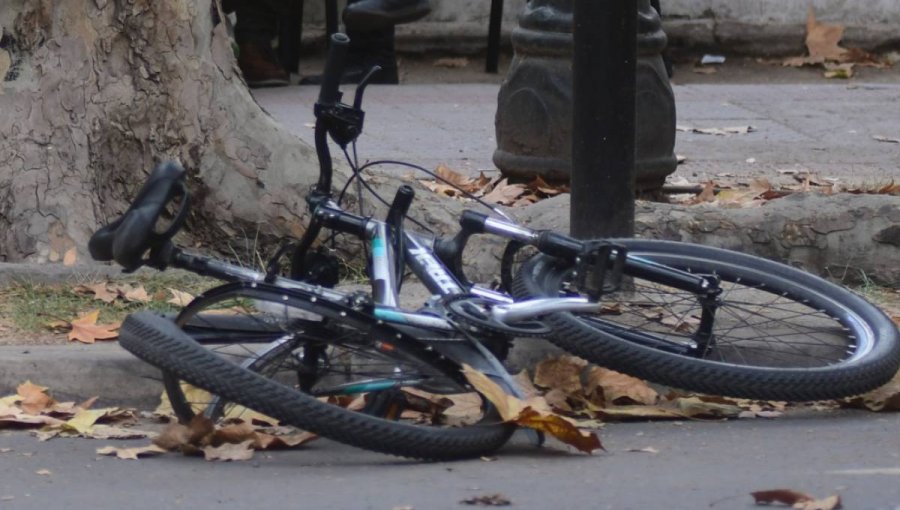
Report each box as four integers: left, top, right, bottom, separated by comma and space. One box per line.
163, 287, 452, 423
513, 240, 900, 401
121, 288, 514, 460
162, 306, 321, 423
162, 316, 300, 423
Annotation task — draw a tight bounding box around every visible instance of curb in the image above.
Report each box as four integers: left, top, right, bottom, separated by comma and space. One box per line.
0, 264, 165, 409
295, 20, 900, 58
0, 344, 163, 409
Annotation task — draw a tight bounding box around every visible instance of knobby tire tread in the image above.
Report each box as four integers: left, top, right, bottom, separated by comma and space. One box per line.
513, 241, 900, 401
120, 312, 514, 460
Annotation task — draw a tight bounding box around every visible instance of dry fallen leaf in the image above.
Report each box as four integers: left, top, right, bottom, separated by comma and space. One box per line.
433, 57, 469, 68
482, 178, 527, 206
677, 125, 754, 136
675, 397, 743, 419
751, 489, 841, 510
804, 8, 848, 62
841, 370, 900, 412
67, 310, 120, 344
0, 405, 65, 428
35, 469, 52, 476
63, 408, 110, 435
782, 8, 882, 70
585, 367, 658, 406
167, 288, 195, 306
460, 494, 511, 506
202, 440, 256, 462
63, 247, 77, 266
798, 495, 842, 510
87, 425, 151, 440
592, 404, 686, 421
461, 364, 602, 453
514, 408, 602, 452
695, 181, 717, 203
533, 356, 587, 395
82, 283, 120, 303
253, 430, 317, 450
122, 285, 152, 303
823, 62, 854, 79
96, 444, 167, 460
17, 381, 55, 415
751, 489, 814, 506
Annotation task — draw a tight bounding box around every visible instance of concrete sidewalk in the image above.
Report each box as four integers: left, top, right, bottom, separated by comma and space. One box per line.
254, 82, 900, 187
1, 81, 899, 407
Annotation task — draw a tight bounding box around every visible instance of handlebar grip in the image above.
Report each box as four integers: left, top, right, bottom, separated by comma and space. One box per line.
537, 231, 584, 259
386, 185, 415, 228
318, 33, 350, 105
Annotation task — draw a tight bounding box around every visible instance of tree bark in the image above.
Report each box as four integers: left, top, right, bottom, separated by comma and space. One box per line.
0, 0, 327, 264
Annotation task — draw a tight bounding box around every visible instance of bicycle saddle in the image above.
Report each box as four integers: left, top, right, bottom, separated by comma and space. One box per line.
88, 161, 190, 271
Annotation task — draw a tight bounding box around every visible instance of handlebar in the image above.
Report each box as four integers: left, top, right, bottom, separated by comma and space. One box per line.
318, 33, 350, 106
88, 161, 190, 272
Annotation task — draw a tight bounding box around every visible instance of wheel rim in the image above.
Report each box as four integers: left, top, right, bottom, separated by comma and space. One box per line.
553, 253, 875, 370
167, 287, 497, 428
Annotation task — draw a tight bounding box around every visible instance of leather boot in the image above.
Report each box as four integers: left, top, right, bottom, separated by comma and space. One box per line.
238, 41, 290, 88
343, 0, 431, 31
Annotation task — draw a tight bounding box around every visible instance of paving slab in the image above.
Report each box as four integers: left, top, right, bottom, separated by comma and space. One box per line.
253, 82, 900, 188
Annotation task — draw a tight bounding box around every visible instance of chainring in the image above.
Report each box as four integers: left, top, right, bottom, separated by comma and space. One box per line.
444, 295, 552, 338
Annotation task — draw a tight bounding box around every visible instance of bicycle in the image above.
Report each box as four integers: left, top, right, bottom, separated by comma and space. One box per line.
93, 33, 900, 460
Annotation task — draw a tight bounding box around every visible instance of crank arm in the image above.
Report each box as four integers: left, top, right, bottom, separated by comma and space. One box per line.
489, 297, 602, 323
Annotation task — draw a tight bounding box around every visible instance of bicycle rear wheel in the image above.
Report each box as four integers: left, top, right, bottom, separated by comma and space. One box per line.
514, 240, 900, 401
123, 283, 514, 460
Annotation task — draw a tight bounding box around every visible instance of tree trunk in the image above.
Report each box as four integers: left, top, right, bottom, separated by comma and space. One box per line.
0, 0, 328, 264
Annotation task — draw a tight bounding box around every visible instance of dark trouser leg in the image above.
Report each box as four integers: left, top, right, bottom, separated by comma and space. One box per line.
300, 0, 400, 84
230, 0, 290, 87
232, 0, 290, 44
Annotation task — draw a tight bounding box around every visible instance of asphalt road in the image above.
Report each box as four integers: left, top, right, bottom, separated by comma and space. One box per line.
2, 409, 899, 510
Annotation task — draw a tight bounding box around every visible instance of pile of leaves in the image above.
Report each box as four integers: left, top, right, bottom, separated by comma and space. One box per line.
518, 356, 786, 422
666, 173, 900, 208
0, 382, 316, 462
417, 164, 568, 207
0, 382, 146, 441
775, 7, 894, 79
4, 353, 898, 462
3, 281, 200, 344
417, 163, 899, 211
99, 414, 316, 462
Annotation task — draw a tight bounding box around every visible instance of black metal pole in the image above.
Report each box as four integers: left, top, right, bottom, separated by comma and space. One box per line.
485, 0, 504, 73
325, 0, 339, 38
570, 0, 637, 240
277, 0, 305, 73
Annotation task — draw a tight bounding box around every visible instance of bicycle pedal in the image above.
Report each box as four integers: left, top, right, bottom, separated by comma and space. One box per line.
520, 428, 545, 447
574, 242, 628, 301
363, 388, 408, 419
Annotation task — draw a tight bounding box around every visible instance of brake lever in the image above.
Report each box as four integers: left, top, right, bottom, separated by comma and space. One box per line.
353, 65, 382, 110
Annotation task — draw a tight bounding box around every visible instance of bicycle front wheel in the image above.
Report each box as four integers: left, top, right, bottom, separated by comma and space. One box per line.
514, 240, 900, 401
124, 283, 514, 460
